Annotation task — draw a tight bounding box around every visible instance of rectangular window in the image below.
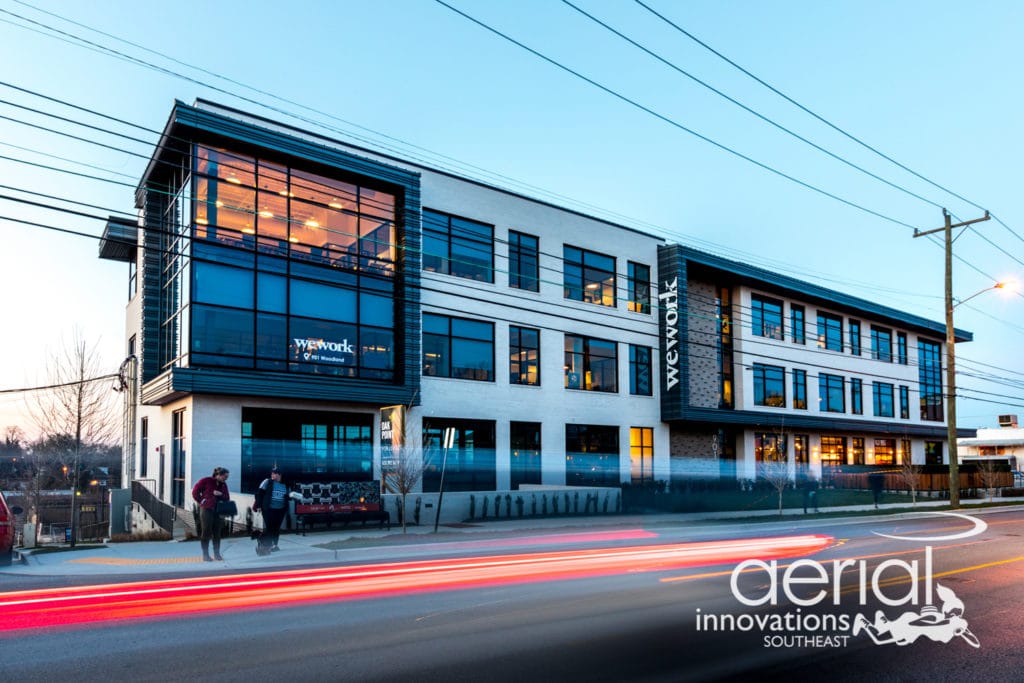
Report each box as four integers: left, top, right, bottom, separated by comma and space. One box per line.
508, 230, 539, 292
753, 363, 786, 407
509, 326, 540, 386
851, 378, 863, 415
820, 436, 846, 466
851, 437, 865, 465
925, 440, 942, 465
919, 339, 943, 421
791, 304, 805, 344
899, 385, 910, 419
422, 209, 494, 282
565, 335, 618, 392
755, 432, 787, 462
510, 421, 542, 489
629, 345, 652, 396
792, 369, 807, 409
874, 438, 896, 465
849, 320, 861, 356
752, 294, 784, 340
794, 434, 809, 465
817, 312, 843, 351
900, 438, 912, 465
423, 313, 494, 381
819, 373, 845, 413
627, 262, 651, 314
139, 416, 149, 479
871, 325, 893, 362
423, 419, 496, 492
897, 332, 908, 365
564, 245, 615, 306
630, 427, 654, 483
565, 424, 619, 487
873, 382, 895, 417
171, 409, 186, 507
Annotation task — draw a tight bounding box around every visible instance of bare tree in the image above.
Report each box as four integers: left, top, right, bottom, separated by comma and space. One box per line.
381, 402, 435, 533
976, 459, 1002, 503
28, 331, 119, 545
760, 458, 790, 516
898, 460, 923, 505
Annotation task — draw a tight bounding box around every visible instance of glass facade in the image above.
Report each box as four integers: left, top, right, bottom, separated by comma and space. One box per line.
157, 144, 400, 380
510, 421, 542, 489
422, 418, 496, 492
919, 339, 943, 421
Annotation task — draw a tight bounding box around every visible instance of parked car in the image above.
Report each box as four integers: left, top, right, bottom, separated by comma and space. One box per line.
0, 491, 24, 566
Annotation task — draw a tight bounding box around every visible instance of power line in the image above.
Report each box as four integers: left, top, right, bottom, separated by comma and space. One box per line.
432, 0, 919, 232
0, 374, 119, 395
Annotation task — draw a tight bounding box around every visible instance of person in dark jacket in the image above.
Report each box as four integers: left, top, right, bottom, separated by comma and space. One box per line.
191, 466, 230, 561
253, 467, 289, 552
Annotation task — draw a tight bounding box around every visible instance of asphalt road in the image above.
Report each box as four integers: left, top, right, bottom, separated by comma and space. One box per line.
1, 508, 1020, 682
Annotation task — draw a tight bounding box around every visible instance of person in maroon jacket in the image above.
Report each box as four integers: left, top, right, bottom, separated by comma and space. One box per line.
191, 466, 230, 561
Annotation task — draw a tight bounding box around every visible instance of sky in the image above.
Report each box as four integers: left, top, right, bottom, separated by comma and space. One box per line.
1, 0, 1022, 439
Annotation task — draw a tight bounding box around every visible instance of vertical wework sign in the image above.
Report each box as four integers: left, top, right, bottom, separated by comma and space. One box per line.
657, 246, 684, 418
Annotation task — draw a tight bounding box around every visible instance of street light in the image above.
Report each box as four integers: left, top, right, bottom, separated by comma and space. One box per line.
946, 281, 1011, 508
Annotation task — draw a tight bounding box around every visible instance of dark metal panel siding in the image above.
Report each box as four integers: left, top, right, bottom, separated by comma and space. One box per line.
170, 105, 420, 190
140, 187, 165, 384
399, 179, 422, 406
658, 244, 685, 421
142, 368, 417, 407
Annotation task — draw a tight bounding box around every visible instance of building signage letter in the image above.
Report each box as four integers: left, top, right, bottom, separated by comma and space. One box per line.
660, 277, 680, 391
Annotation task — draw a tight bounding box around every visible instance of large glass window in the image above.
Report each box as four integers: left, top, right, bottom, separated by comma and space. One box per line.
240, 408, 373, 493
630, 427, 654, 483
423, 419, 496, 492
874, 438, 896, 465
564, 246, 615, 306
819, 373, 845, 413
755, 432, 787, 463
423, 313, 494, 381
629, 345, 652, 396
897, 332, 908, 365
565, 424, 619, 487
510, 421, 541, 489
422, 209, 493, 282
899, 385, 910, 419
509, 326, 540, 386
925, 440, 942, 465
171, 145, 399, 379
871, 326, 893, 362
508, 230, 539, 292
792, 369, 807, 409
919, 338, 943, 421
794, 434, 809, 465
752, 294, 784, 340
791, 304, 805, 344
627, 262, 651, 314
850, 378, 863, 415
820, 436, 846, 466
753, 363, 786, 408
817, 312, 843, 352
873, 382, 895, 417
565, 335, 617, 392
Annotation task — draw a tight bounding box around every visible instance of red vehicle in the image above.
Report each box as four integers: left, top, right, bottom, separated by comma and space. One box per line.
0, 490, 23, 566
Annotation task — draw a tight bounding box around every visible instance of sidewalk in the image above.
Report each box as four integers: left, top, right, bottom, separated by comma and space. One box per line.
4, 496, 1020, 577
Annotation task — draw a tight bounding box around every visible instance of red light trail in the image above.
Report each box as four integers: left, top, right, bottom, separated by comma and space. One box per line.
0, 534, 831, 633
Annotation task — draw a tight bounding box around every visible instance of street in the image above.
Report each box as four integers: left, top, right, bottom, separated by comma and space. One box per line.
1, 508, 1021, 682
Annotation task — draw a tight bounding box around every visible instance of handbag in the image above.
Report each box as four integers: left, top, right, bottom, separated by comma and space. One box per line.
215, 500, 238, 517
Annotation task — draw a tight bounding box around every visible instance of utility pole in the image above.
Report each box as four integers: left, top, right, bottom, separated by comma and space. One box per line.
914, 209, 990, 508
